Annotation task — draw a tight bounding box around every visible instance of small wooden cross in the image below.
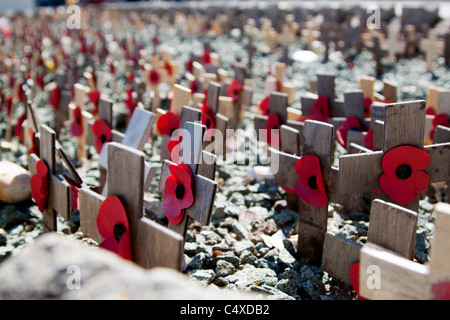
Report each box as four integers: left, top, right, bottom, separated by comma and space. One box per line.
301, 20, 320, 51
244, 35, 257, 70
78, 142, 184, 270
29, 124, 71, 233
419, 28, 444, 72
159, 122, 218, 240
45, 71, 72, 138
254, 91, 289, 138
368, 33, 388, 77
68, 83, 93, 161
321, 199, 419, 287
382, 18, 406, 64
404, 24, 419, 58
359, 202, 450, 299
300, 73, 345, 118
270, 120, 338, 264
272, 62, 295, 104
339, 101, 450, 212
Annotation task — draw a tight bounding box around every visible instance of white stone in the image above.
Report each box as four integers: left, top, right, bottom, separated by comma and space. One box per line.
0, 161, 31, 204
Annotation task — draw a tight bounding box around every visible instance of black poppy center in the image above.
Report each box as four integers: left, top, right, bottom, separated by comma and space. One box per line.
176, 183, 185, 200
396, 164, 412, 180
308, 176, 318, 190
100, 134, 107, 144
170, 128, 176, 136
113, 223, 126, 243
206, 118, 211, 128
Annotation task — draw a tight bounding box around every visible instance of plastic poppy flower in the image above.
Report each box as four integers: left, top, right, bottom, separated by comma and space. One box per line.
92, 119, 112, 154
336, 116, 364, 148
70, 106, 83, 137
429, 113, 449, 140
14, 113, 26, 142
201, 50, 211, 65
30, 160, 49, 212
201, 103, 216, 139
185, 59, 194, 74
4, 96, 13, 115
431, 282, 450, 300
190, 80, 199, 94
364, 128, 374, 150
149, 69, 160, 86
263, 113, 281, 148
49, 86, 60, 110
168, 135, 183, 164
88, 90, 100, 115
259, 96, 270, 116
162, 163, 195, 225
363, 98, 372, 118
309, 96, 330, 123
349, 263, 368, 300
227, 80, 243, 102
124, 88, 137, 116
294, 155, 328, 207
379, 145, 430, 205
28, 129, 39, 156
164, 61, 173, 77
96, 196, 132, 261
157, 111, 180, 136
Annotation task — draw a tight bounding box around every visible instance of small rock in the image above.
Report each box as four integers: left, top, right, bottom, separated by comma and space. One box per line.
250, 284, 295, 300
215, 260, 236, 277
188, 269, 216, 285
222, 265, 278, 289
0, 161, 32, 204
232, 239, 255, 256
213, 253, 240, 268
240, 250, 257, 265
0, 229, 7, 246
247, 166, 274, 181
186, 252, 209, 270
275, 278, 298, 297
231, 220, 249, 240
0, 206, 31, 230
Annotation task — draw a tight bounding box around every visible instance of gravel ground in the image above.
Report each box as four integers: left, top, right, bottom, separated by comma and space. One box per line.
0, 11, 448, 300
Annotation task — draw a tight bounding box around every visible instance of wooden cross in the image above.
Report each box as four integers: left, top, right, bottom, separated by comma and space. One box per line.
382, 17, 406, 64
300, 73, 345, 118
419, 28, 444, 72
339, 101, 450, 212
319, 22, 337, 62
321, 199, 419, 287
45, 71, 71, 138
301, 20, 320, 51
159, 122, 218, 240
29, 124, 71, 233
244, 35, 256, 70
270, 120, 338, 264
404, 24, 419, 58
78, 142, 184, 270
202, 80, 229, 156
254, 91, 288, 137
272, 62, 295, 103
444, 32, 450, 66
359, 202, 450, 299
68, 83, 93, 161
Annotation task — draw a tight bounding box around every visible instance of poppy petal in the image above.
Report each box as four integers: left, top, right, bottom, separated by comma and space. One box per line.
157, 111, 180, 136
259, 96, 270, 115
92, 119, 112, 153
382, 146, 430, 175
349, 263, 367, 300
364, 129, 374, 150
309, 96, 330, 123
30, 160, 49, 212
294, 155, 328, 207
166, 209, 185, 225
96, 196, 129, 241
336, 116, 363, 148
379, 171, 429, 205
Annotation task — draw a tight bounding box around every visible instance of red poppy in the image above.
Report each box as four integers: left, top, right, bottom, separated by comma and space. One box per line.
201, 50, 211, 65
149, 69, 160, 86
363, 98, 372, 118
28, 129, 39, 156
379, 145, 430, 205
263, 113, 281, 148
63, 174, 81, 211
429, 113, 449, 140
4, 96, 13, 115
185, 59, 194, 73
70, 106, 83, 137
364, 128, 374, 150
168, 135, 183, 164
426, 108, 436, 116
431, 282, 450, 300
201, 103, 216, 139
349, 263, 368, 300
227, 80, 243, 102
49, 86, 60, 110
96, 196, 132, 261
124, 88, 137, 116
92, 119, 112, 154
276, 80, 282, 92
30, 160, 49, 213
88, 90, 100, 115
126, 72, 134, 85
336, 116, 364, 148
294, 155, 328, 207
14, 113, 26, 142
157, 111, 180, 136
309, 95, 330, 123
259, 96, 270, 116
190, 80, 199, 94
164, 61, 173, 77
162, 163, 195, 225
